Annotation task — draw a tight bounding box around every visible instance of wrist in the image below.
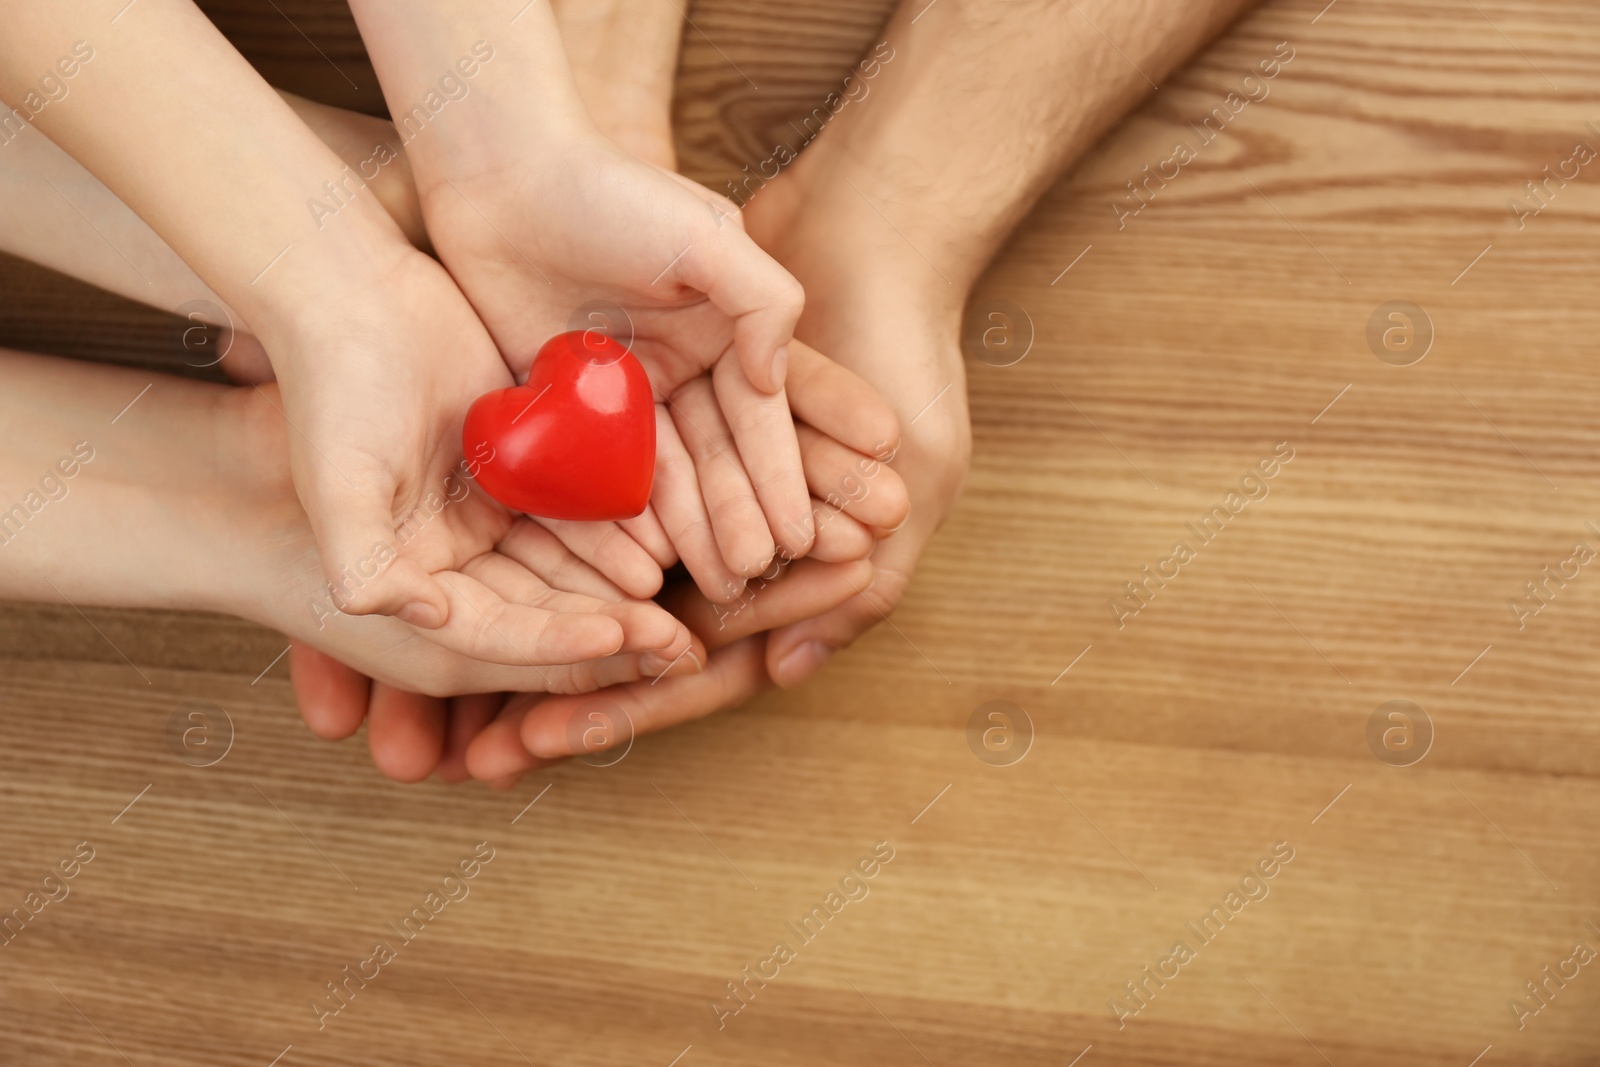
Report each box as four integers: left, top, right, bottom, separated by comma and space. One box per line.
239, 232, 422, 368
349, 0, 593, 195
0, 354, 297, 619
202, 387, 327, 630
278, 91, 430, 252
750, 152, 988, 306
551, 0, 682, 169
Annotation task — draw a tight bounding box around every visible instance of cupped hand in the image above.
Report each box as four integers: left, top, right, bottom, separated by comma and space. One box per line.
408, 123, 815, 579
279, 61, 887, 607
742, 188, 972, 686
296, 206, 967, 788
537, 339, 908, 604
490, 273, 974, 776
229, 379, 701, 710
286, 554, 877, 787
258, 244, 511, 636
457, 167, 977, 779
277, 340, 910, 785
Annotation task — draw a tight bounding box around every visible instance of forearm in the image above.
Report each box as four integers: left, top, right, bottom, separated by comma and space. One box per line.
345, 0, 590, 188
0, 1, 410, 342
0, 108, 237, 322
782, 0, 1262, 292
550, 0, 683, 168
0, 91, 425, 326
0, 351, 642, 697
278, 91, 428, 251
0, 349, 271, 615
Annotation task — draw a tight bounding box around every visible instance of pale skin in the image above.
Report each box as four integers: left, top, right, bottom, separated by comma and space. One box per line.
0, 0, 488, 632
0, 231, 903, 787
455, 0, 1270, 781
547, 0, 682, 171
0, 342, 900, 781
345, 0, 818, 585
0, 88, 883, 593
1, 0, 1263, 785
0, 89, 423, 383
0, 348, 701, 696
0, 0, 808, 647
0, 54, 909, 783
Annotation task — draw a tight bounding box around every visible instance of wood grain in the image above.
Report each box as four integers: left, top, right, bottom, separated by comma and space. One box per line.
3, 0, 1599, 1063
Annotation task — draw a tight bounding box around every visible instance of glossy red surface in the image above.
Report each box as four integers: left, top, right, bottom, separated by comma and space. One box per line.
462, 330, 656, 520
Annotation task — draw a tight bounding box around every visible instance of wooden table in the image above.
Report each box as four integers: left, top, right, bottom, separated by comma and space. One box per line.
3, 0, 1598, 1063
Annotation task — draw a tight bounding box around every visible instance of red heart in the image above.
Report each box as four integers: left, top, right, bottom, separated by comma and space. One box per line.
463, 330, 655, 520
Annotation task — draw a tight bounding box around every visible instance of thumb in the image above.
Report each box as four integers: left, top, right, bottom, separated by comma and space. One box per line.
766, 538, 921, 689
307, 478, 450, 629
675, 218, 803, 395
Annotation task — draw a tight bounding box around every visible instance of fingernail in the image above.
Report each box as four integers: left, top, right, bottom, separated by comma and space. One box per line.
775, 641, 831, 687
398, 600, 444, 628
770, 345, 789, 390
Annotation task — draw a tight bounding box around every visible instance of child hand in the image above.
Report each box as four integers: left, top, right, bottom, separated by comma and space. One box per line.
242, 373, 700, 681
348, 1, 812, 578
534, 340, 909, 602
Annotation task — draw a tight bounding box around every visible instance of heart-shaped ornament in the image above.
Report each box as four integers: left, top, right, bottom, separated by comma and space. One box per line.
463, 330, 656, 520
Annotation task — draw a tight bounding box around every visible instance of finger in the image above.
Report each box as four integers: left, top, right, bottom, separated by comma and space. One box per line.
651, 404, 748, 602
462, 548, 617, 613
306, 632, 651, 698
289, 640, 371, 740
486, 774, 523, 791
496, 521, 627, 600
522, 650, 670, 699
669, 376, 775, 578
618, 504, 679, 569
797, 423, 911, 531
675, 222, 803, 393
464, 698, 564, 781
785, 339, 902, 460
303, 466, 449, 629
432, 564, 698, 692
436, 693, 503, 784
661, 557, 874, 653
367, 683, 448, 783
714, 355, 813, 560
766, 538, 921, 689
463, 552, 691, 659
429, 571, 625, 666
664, 170, 748, 233
609, 599, 699, 671
808, 500, 876, 562
511, 687, 638, 765
520, 636, 769, 760
532, 517, 664, 600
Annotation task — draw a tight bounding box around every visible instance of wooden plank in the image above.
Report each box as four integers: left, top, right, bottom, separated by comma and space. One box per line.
1, 0, 1598, 1063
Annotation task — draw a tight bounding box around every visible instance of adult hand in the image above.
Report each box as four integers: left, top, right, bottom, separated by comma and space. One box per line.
742, 177, 971, 686
481, 183, 975, 774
